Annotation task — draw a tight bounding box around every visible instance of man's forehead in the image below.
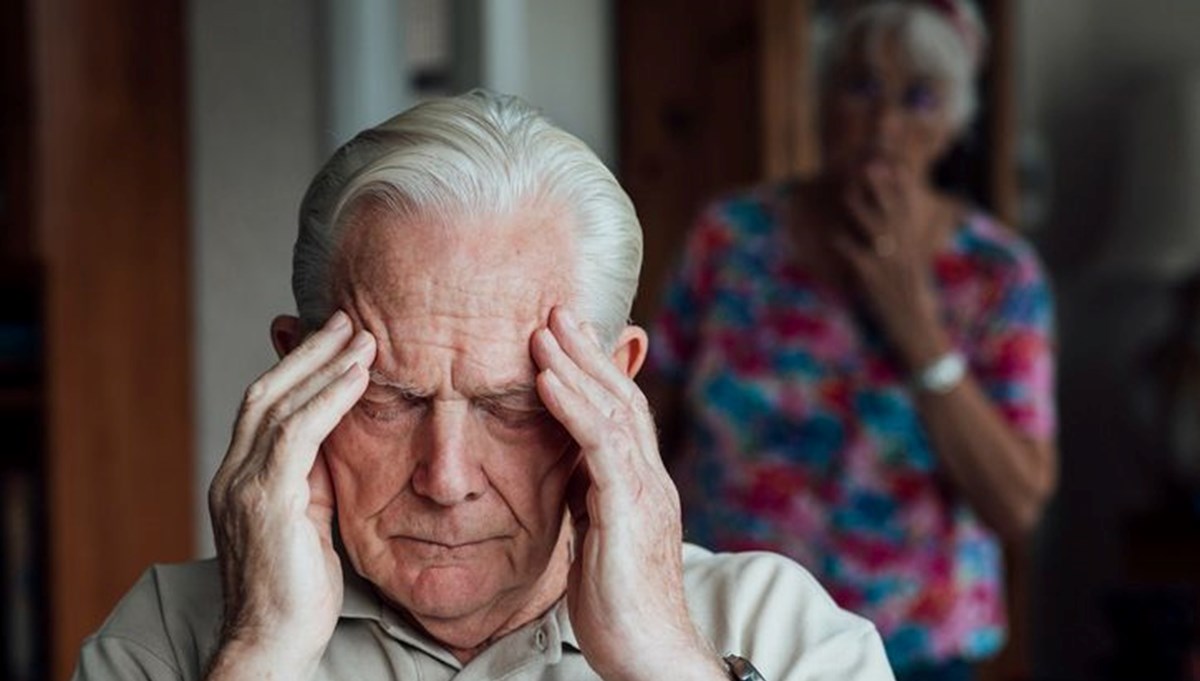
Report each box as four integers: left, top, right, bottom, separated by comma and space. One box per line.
336, 204, 573, 303
331, 204, 574, 393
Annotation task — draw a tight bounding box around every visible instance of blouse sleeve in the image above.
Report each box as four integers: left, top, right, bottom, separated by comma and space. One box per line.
968, 245, 1058, 441
648, 204, 733, 385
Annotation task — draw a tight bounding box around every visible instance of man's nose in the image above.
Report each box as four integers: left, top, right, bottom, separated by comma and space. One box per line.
410, 403, 487, 506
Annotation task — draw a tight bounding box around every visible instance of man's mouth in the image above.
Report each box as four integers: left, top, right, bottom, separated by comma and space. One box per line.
400, 536, 490, 547
393, 535, 508, 557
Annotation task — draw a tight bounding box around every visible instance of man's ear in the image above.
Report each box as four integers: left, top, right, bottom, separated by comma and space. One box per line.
270, 315, 303, 359
609, 325, 649, 379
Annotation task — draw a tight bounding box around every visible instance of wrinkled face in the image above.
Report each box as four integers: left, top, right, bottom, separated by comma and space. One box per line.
823, 30, 958, 183
322, 202, 578, 635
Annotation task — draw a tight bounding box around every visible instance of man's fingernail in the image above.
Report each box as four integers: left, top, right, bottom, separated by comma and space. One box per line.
351, 330, 373, 352
580, 321, 600, 344
330, 310, 349, 329
559, 307, 580, 328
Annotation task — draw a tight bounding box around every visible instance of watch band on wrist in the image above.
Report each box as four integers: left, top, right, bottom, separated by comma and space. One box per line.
723, 654, 766, 681
911, 351, 966, 395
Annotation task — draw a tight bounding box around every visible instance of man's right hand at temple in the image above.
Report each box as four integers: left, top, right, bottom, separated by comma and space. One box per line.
204, 310, 375, 681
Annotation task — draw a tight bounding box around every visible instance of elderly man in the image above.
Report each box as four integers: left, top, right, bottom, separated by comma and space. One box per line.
74, 91, 894, 681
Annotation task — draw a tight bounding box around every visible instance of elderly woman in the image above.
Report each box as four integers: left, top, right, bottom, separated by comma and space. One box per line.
648, 1, 1057, 679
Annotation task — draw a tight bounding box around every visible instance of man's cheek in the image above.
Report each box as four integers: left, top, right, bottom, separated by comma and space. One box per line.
324, 426, 412, 507
519, 425, 576, 498
535, 418, 575, 465
535, 447, 579, 520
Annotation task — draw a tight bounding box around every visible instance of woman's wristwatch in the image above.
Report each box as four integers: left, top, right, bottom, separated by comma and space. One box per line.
910, 351, 966, 394
723, 654, 766, 680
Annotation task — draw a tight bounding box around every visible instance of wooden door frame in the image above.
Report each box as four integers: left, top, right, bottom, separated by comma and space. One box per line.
28, 1, 194, 677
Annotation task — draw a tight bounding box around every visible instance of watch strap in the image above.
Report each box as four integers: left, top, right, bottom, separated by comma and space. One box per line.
911, 351, 966, 394
723, 654, 766, 681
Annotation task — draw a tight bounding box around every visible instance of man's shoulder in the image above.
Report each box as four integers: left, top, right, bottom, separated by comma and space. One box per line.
681, 542, 842, 609
680, 543, 894, 681
99, 559, 223, 633
78, 559, 223, 679
683, 542, 829, 590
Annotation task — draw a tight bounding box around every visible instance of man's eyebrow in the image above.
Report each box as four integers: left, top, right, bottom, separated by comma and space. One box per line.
366, 371, 429, 399
365, 373, 540, 404
473, 382, 543, 406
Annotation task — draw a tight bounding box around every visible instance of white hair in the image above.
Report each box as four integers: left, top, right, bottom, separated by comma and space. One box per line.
292, 90, 643, 347
824, 0, 988, 131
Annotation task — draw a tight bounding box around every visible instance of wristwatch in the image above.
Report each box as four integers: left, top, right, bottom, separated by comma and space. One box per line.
723, 654, 766, 680
911, 351, 966, 395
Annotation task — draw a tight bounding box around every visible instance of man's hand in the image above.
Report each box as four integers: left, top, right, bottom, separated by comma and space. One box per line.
532, 307, 726, 681
205, 311, 375, 680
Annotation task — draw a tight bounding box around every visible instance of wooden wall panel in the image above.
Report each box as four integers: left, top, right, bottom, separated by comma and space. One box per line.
759, 0, 819, 182
617, 0, 764, 326
29, 0, 193, 677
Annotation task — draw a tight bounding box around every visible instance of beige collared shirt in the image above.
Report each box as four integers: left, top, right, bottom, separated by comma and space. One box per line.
73, 543, 894, 680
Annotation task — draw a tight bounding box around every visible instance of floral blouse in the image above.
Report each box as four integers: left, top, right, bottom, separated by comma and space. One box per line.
650, 184, 1056, 670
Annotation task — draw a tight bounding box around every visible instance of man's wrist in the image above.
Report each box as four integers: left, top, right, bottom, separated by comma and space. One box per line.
606, 639, 728, 681
206, 635, 324, 681
633, 653, 728, 681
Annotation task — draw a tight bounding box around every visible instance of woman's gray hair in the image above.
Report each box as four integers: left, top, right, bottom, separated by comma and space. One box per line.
292, 90, 643, 348
822, 0, 988, 131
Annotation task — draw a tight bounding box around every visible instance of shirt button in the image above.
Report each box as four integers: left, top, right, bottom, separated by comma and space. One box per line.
534, 628, 548, 651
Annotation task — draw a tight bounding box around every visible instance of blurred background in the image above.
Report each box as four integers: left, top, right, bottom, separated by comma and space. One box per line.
3, 0, 1200, 679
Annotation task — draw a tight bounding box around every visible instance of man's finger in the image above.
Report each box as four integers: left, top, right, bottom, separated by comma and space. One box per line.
243, 311, 354, 417
271, 360, 371, 485
532, 325, 625, 421
547, 311, 665, 472
227, 327, 373, 491
264, 330, 376, 432
308, 451, 337, 522
229, 311, 354, 459
536, 368, 631, 493
537, 367, 635, 499
547, 307, 640, 406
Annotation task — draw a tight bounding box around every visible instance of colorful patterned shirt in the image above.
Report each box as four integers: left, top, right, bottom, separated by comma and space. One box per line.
650, 184, 1056, 671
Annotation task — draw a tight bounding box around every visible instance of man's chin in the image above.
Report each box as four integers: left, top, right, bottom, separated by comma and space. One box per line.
359, 534, 569, 643
380, 566, 524, 651
403, 564, 501, 619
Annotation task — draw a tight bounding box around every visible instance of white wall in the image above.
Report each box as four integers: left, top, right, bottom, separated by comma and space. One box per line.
520, 0, 614, 167
188, 0, 615, 555
322, 0, 413, 152
480, 0, 615, 166
189, 0, 325, 555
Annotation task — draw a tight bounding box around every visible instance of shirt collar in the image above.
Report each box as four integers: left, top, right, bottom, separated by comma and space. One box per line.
339, 560, 385, 620
552, 598, 581, 651
338, 560, 582, 662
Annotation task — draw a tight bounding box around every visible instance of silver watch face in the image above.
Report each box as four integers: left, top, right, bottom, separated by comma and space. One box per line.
723, 654, 766, 681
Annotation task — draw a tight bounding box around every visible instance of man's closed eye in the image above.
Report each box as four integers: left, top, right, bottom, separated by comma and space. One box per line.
357, 394, 425, 422
479, 402, 551, 430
